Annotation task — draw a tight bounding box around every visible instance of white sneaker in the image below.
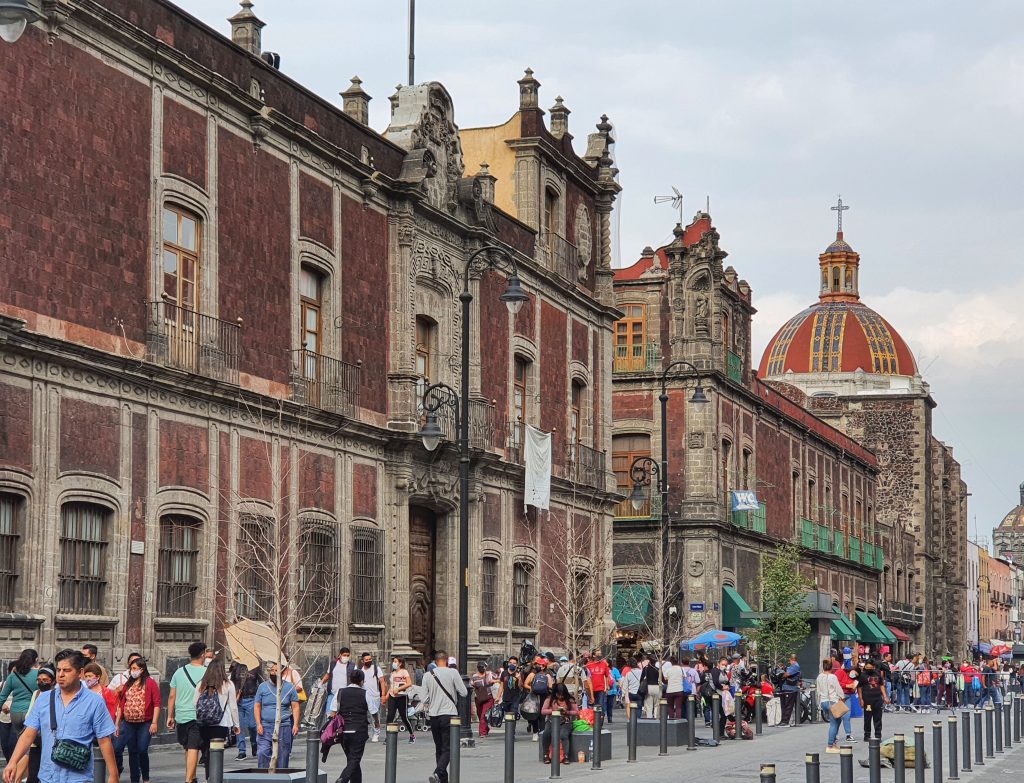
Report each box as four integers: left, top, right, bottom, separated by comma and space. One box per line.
846, 735, 858, 743
372, 729, 380, 742
532, 733, 539, 742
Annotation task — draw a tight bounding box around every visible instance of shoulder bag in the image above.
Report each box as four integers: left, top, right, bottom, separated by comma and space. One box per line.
49, 690, 92, 772
429, 671, 458, 710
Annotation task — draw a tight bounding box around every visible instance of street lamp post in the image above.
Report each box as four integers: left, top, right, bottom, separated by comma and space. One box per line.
629, 360, 709, 649
419, 245, 527, 744
0, 0, 40, 43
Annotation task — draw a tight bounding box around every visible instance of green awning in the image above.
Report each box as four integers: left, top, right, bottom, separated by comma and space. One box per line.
855, 611, 888, 643
722, 585, 759, 629
613, 583, 652, 628
830, 609, 859, 641
866, 612, 897, 644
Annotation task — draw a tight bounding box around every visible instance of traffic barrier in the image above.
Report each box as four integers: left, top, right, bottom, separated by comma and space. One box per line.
893, 734, 906, 783
804, 752, 820, 783
384, 724, 399, 783
961, 709, 971, 773
92, 745, 108, 783
450, 717, 462, 783
592, 705, 603, 770
995, 700, 1004, 753
985, 704, 995, 758
1004, 700, 1012, 748
628, 703, 638, 762
839, 746, 853, 783
755, 690, 763, 736
868, 737, 881, 783
913, 726, 924, 783
660, 698, 669, 756
759, 762, 776, 783
305, 728, 321, 783
974, 710, 984, 765
503, 714, 515, 783
686, 695, 697, 752
711, 693, 721, 746
947, 715, 959, 780
931, 721, 942, 783
548, 710, 561, 780
208, 739, 225, 783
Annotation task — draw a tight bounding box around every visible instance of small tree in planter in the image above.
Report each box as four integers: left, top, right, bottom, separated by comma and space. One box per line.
748, 543, 814, 671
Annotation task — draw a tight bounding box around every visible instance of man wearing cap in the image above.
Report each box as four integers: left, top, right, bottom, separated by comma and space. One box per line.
556, 653, 593, 706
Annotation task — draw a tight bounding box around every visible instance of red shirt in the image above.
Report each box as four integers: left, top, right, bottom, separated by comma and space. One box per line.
835, 666, 856, 695
586, 660, 612, 692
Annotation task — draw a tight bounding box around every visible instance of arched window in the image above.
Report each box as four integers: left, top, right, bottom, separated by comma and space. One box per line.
157, 515, 200, 617
512, 561, 534, 627
235, 515, 275, 621
512, 356, 531, 454
351, 528, 384, 624
299, 520, 339, 620
570, 381, 584, 463
59, 503, 110, 613
162, 205, 201, 311
480, 556, 498, 627
543, 187, 559, 238
415, 316, 437, 405
0, 493, 23, 611
300, 266, 324, 364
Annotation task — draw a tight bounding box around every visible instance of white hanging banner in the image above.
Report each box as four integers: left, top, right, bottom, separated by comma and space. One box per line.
523, 424, 552, 510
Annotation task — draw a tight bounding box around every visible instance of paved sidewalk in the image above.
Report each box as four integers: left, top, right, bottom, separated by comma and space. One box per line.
131, 709, 1024, 782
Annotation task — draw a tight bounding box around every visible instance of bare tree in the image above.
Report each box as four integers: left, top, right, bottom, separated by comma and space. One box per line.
218, 400, 339, 770
611, 538, 689, 659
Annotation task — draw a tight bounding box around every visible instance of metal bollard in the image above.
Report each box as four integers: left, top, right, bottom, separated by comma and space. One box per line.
948, 715, 959, 780
893, 734, 906, 783
840, 746, 854, 783
305, 729, 322, 783
1004, 700, 1012, 749
659, 698, 669, 756
628, 703, 638, 762
1017, 694, 1023, 743
548, 710, 561, 780
592, 704, 603, 770
208, 739, 225, 783
450, 718, 462, 783
805, 752, 820, 783
686, 694, 697, 752
985, 704, 994, 758
995, 702, 1003, 753
974, 710, 984, 765
755, 690, 763, 735
931, 721, 942, 783
92, 745, 107, 783
711, 693, 721, 745
961, 710, 971, 773
384, 724, 399, 783
760, 762, 777, 783
869, 738, 881, 783
914, 726, 925, 783
503, 714, 515, 783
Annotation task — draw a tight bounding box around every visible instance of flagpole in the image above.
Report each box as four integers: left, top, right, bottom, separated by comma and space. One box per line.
407, 0, 415, 85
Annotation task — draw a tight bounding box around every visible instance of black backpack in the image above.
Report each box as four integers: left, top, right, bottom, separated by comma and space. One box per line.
531, 671, 552, 695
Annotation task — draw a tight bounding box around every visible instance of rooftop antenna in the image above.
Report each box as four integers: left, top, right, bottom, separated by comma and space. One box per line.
654, 186, 683, 225
407, 0, 415, 85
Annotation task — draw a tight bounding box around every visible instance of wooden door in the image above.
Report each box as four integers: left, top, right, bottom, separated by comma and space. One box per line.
408, 506, 436, 657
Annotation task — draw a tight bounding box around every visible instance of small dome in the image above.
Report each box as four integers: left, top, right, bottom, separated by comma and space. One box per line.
998, 484, 1024, 528
825, 237, 853, 253
759, 301, 918, 377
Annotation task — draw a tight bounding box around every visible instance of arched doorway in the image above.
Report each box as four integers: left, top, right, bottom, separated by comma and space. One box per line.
408, 505, 437, 657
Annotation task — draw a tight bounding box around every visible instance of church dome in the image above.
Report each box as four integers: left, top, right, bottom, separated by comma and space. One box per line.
758, 224, 918, 379
998, 484, 1024, 529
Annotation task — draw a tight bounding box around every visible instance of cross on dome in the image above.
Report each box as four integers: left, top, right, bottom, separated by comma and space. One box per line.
831, 195, 850, 233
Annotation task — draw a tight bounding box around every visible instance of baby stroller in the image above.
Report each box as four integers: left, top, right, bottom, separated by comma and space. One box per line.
404, 684, 430, 733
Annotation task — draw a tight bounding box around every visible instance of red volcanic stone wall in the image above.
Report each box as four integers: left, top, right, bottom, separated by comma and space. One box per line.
756, 421, 794, 538
0, 31, 150, 341
352, 463, 377, 518
571, 319, 588, 364
299, 173, 333, 248
540, 302, 567, 464
126, 412, 147, 644
482, 493, 502, 541
238, 436, 272, 502
159, 420, 209, 492
664, 388, 687, 508
514, 292, 536, 339
299, 451, 334, 513
162, 97, 206, 188
612, 391, 654, 421
479, 272, 510, 446
218, 128, 291, 384
0, 384, 32, 471
340, 196, 388, 413
59, 398, 120, 478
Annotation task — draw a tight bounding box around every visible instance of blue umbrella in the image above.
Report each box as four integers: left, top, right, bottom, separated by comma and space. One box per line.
679, 630, 743, 651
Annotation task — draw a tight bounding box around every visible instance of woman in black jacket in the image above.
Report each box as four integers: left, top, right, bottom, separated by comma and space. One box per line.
334, 669, 370, 783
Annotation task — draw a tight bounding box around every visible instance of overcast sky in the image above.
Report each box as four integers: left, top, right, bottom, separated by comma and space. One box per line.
175, 0, 1023, 541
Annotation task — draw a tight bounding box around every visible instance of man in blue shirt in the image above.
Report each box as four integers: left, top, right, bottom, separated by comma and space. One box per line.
780, 653, 802, 726
253, 662, 300, 769
3, 649, 117, 783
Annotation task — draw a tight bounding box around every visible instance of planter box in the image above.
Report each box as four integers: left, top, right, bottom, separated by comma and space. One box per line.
224, 769, 327, 783
635, 718, 689, 746
569, 729, 612, 762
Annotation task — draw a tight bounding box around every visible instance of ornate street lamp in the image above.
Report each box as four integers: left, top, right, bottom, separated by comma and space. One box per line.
418, 244, 527, 745
0, 0, 41, 44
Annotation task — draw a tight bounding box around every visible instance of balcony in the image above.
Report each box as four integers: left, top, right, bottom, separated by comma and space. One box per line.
732, 502, 767, 533
614, 342, 660, 374
884, 601, 924, 628
430, 398, 501, 451
560, 442, 607, 489
290, 349, 361, 416
727, 350, 743, 384
540, 232, 579, 282
614, 492, 661, 521
146, 300, 241, 384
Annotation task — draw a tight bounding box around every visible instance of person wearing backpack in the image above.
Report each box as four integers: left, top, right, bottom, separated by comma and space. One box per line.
523, 663, 553, 740
167, 642, 211, 783
192, 657, 239, 780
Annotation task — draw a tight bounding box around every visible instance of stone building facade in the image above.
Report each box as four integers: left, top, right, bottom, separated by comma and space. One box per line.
0, 0, 621, 674
758, 225, 969, 658
610, 215, 884, 652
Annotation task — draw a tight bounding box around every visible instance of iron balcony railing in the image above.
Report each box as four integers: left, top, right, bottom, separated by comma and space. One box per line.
146, 299, 241, 384
540, 231, 579, 282
884, 601, 924, 627
561, 442, 607, 489
727, 350, 744, 384
291, 349, 361, 417
613, 493, 662, 520
427, 398, 501, 451
613, 342, 660, 373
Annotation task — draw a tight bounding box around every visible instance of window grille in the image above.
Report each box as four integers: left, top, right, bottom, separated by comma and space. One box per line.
351, 528, 384, 624
299, 521, 339, 620
480, 557, 497, 626
235, 515, 275, 621
59, 503, 109, 613
0, 495, 21, 611
157, 516, 200, 617
512, 562, 533, 627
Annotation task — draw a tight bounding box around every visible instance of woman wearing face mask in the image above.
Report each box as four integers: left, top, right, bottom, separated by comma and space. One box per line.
12, 664, 53, 783
114, 658, 162, 783
383, 657, 415, 742
0, 648, 39, 752
84, 662, 118, 722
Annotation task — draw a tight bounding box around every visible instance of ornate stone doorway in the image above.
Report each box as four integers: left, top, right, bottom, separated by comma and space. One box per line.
408, 505, 437, 658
